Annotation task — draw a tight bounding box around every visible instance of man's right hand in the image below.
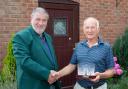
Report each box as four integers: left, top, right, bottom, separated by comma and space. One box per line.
48, 70, 60, 84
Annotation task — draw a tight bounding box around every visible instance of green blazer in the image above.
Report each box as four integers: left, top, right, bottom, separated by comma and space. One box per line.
13, 25, 61, 89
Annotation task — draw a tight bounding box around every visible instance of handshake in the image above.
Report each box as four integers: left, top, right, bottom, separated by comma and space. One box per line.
48, 70, 61, 84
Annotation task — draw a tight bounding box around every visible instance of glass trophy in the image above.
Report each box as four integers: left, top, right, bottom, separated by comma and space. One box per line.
77, 63, 96, 79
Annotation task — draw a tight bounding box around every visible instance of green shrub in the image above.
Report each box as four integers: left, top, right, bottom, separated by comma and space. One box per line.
0, 35, 17, 89
107, 73, 128, 89
120, 29, 128, 69
0, 80, 17, 89
1, 35, 16, 81
110, 27, 128, 89
113, 27, 128, 70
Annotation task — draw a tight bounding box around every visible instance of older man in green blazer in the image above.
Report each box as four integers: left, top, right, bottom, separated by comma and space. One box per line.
13, 7, 61, 89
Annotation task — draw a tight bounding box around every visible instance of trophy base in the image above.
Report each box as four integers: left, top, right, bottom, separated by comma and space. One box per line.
76, 75, 96, 80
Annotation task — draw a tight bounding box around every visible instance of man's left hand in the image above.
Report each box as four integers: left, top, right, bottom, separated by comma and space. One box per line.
89, 72, 100, 82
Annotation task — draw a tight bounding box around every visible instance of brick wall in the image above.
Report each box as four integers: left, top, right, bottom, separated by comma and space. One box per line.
0, 0, 128, 65
0, 0, 38, 66
78, 0, 128, 44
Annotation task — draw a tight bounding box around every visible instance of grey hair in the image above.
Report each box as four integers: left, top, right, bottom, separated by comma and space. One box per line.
31, 7, 49, 19
84, 17, 100, 29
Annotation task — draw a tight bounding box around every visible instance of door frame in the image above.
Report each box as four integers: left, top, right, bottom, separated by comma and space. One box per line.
38, 0, 79, 43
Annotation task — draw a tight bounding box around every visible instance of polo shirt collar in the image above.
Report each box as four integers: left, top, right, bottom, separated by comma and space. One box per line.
81, 37, 104, 47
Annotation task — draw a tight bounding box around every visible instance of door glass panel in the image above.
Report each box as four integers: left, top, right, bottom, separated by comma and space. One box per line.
53, 18, 67, 36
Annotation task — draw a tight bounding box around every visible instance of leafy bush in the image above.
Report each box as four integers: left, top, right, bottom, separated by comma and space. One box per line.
0, 79, 17, 89
0, 35, 17, 89
109, 27, 128, 89
107, 72, 128, 89
113, 27, 128, 70
1, 35, 16, 81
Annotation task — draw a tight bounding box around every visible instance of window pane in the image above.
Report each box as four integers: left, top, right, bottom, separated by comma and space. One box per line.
53, 18, 67, 36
